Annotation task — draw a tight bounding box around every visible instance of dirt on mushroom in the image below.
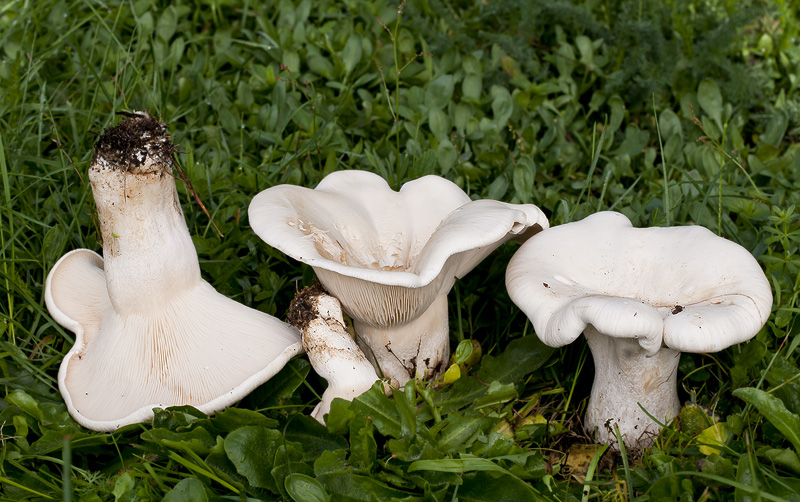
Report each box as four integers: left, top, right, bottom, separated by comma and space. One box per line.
93, 111, 175, 175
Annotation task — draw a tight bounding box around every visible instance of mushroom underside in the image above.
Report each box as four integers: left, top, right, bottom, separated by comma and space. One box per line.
49, 250, 302, 429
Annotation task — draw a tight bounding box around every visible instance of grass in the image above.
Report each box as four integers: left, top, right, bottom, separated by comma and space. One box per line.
2, 0, 800, 500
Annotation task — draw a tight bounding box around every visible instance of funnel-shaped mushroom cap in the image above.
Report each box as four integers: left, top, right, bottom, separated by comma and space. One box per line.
45, 113, 303, 431
506, 211, 772, 355
249, 170, 548, 382
249, 170, 548, 328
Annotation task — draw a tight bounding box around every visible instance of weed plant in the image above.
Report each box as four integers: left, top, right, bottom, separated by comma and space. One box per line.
1, 0, 800, 500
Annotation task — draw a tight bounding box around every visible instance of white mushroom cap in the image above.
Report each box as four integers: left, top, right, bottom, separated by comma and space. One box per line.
45, 113, 303, 431
505, 211, 773, 448
506, 211, 772, 355
249, 170, 548, 382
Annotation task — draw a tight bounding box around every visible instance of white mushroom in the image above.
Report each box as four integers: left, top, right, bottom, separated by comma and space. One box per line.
45, 112, 303, 431
287, 283, 381, 423
249, 170, 548, 385
505, 211, 772, 449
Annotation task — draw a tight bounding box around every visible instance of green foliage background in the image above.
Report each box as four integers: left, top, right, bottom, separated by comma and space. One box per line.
1, 0, 800, 499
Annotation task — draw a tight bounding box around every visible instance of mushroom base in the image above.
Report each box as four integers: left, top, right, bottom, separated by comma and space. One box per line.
584, 326, 680, 450
353, 294, 449, 386
300, 294, 381, 423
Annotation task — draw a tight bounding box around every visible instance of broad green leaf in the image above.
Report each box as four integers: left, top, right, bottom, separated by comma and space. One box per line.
453, 339, 474, 364
658, 108, 682, 141
575, 35, 593, 67
409, 456, 513, 475
612, 124, 648, 157
425, 75, 454, 110
350, 382, 402, 438
308, 55, 334, 78
437, 139, 457, 174
29, 430, 109, 456
458, 471, 540, 500
112, 472, 136, 501
392, 383, 417, 440
733, 387, 800, 452
436, 416, 497, 453
761, 108, 788, 146
462, 74, 482, 101
141, 427, 217, 456
760, 448, 800, 473
388, 436, 440, 462
317, 472, 414, 501
283, 415, 348, 460
766, 356, 800, 415
314, 449, 349, 476
42, 223, 67, 264
152, 406, 206, 431
271, 444, 314, 501
428, 108, 449, 140
324, 398, 355, 435
487, 175, 509, 200
698, 79, 723, 129
490, 85, 513, 127
607, 95, 625, 138
285, 473, 330, 502
348, 417, 377, 470
163, 478, 208, 502
735, 454, 764, 502
433, 377, 489, 414
342, 34, 362, 75
246, 358, 310, 407
209, 407, 278, 434
156, 5, 178, 41
5, 390, 44, 421
512, 157, 536, 203
283, 50, 301, 74
477, 335, 554, 384
224, 425, 283, 491
474, 382, 516, 409
701, 453, 735, 481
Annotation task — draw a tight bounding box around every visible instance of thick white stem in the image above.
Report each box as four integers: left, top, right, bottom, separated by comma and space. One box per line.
584, 326, 680, 450
90, 146, 199, 316
89, 114, 199, 315
353, 294, 449, 385
302, 294, 380, 423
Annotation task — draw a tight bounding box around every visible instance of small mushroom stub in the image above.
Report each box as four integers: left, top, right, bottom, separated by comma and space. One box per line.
249, 170, 549, 385
288, 283, 381, 423
45, 112, 303, 431
506, 211, 772, 450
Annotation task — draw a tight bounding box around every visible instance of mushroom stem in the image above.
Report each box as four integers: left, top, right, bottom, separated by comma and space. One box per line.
293, 292, 381, 423
90, 113, 199, 315
353, 294, 449, 386
584, 326, 680, 449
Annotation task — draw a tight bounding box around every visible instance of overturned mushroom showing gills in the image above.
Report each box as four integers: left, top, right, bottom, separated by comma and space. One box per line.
45, 112, 303, 431
249, 170, 548, 385
288, 283, 381, 423
505, 211, 772, 449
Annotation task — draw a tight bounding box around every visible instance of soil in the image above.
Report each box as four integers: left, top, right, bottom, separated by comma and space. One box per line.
93, 111, 175, 174
286, 281, 328, 330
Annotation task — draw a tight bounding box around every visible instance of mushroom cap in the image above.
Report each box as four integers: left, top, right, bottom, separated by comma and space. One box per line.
506, 211, 772, 354
249, 170, 548, 327
45, 249, 303, 431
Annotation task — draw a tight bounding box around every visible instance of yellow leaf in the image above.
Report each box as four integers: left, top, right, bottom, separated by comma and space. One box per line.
442, 364, 461, 385
697, 423, 731, 456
